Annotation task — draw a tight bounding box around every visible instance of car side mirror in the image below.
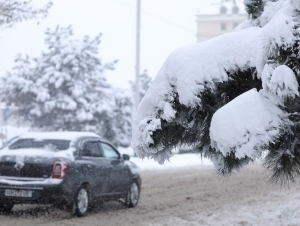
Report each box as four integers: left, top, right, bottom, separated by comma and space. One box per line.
122, 154, 130, 160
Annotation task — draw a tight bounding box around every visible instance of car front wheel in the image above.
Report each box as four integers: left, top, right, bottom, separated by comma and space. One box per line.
125, 181, 140, 208
75, 186, 90, 217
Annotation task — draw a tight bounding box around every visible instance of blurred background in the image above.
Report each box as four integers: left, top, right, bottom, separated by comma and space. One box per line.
0, 0, 246, 148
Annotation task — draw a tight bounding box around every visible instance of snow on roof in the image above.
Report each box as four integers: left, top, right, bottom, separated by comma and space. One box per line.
197, 0, 246, 16
18, 131, 100, 141
0, 131, 100, 161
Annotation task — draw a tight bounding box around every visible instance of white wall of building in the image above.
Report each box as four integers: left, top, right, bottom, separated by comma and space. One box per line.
196, 0, 247, 42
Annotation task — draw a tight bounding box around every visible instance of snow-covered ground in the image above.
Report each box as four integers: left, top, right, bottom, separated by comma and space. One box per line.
0, 163, 299, 226
118, 146, 212, 171
132, 153, 212, 171
0, 128, 298, 225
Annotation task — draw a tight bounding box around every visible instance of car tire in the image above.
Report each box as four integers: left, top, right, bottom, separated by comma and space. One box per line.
0, 203, 13, 213
75, 186, 90, 217
125, 181, 140, 208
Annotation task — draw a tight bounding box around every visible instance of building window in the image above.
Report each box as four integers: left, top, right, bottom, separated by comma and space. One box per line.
221, 23, 226, 31
233, 22, 239, 29
220, 6, 227, 14
232, 6, 239, 14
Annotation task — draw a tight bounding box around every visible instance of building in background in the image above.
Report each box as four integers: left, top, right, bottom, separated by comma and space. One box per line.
196, 0, 247, 43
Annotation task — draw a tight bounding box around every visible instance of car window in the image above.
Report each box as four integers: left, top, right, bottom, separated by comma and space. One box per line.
100, 142, 120, 159
8, 139, 70, 151
0, 136, 20, 149
82, 140, 102, 157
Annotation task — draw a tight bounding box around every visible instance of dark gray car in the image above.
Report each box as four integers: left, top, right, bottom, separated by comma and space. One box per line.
0, 131, 141, 216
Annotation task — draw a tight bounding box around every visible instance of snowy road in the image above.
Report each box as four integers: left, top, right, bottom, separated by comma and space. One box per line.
0, 162, 299, 226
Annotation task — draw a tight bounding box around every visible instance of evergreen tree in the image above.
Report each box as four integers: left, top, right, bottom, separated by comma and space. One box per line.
130, 69, 152, 100
259, 0, 300, 184
113, 89, 133, 147
113, 70, 153, 148
244, 0, 265, 19
1, 26, 118, 142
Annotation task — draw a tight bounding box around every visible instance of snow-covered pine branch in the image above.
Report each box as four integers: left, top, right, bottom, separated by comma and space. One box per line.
132, 0, 300, 184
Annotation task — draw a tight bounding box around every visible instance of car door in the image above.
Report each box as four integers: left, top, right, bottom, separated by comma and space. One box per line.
80, 139, 111, 196
100, 142, 131, 194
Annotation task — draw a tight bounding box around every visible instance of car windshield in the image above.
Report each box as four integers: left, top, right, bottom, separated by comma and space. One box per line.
8, 139, 70, 151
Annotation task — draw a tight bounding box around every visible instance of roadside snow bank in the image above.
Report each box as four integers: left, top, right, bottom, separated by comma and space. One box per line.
130, 153, 212, 171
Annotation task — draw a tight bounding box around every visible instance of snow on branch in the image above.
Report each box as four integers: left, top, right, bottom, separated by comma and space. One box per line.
210, 89, 284, 160
132, 0, 300, 181
132, 24, 263, 161
263, 65, 299, 98
0, 0, 52, 28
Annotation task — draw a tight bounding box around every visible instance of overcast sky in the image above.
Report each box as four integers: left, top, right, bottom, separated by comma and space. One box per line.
0, 0, 212, 89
